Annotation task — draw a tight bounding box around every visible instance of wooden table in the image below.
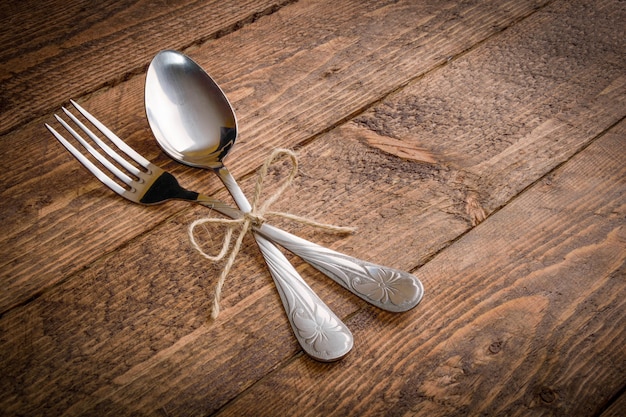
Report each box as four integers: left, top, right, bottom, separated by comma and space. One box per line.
1, 0, 624, 415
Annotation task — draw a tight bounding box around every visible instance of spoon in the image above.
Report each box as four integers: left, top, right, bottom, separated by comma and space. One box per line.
146, 50, 424, 314
145, 50, 352, 362
145, 50, 425, 330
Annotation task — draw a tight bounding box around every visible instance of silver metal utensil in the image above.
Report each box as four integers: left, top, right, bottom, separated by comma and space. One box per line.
46, 100, 353, 362
145, 50, 424, 313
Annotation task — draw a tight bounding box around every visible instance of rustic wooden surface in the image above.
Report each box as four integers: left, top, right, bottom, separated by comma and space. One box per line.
1, 0, 624, 415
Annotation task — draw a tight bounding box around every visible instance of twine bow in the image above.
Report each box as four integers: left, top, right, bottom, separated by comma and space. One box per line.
188, 148, 354, 320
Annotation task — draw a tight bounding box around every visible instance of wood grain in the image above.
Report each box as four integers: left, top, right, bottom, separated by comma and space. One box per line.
217, 118, 626, 417
602, 392, 626, 417
0, 0, 554, 314
0, 0, 293, 134
0, 0, 624, 415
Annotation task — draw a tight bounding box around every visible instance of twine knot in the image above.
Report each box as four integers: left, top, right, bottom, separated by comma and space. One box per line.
188, 148, 354, 320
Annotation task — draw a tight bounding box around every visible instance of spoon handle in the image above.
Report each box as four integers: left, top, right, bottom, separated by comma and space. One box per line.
256, 224, 424, 312
215, 167, 353, 361
198, 196, 424, 312
253, 233, 353, 361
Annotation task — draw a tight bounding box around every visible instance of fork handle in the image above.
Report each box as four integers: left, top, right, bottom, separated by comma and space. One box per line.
255, 223, 424, 312
211, 167, 353, 361
252, 233, 353, 361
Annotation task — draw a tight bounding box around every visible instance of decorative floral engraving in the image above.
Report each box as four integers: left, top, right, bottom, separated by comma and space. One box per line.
353, 266, 420, 307
293, 306, 351, 354
259, 224, 423, 312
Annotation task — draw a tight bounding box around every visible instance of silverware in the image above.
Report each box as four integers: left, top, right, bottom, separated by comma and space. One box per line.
145, 50, 424, 313
46, 100, 353, 362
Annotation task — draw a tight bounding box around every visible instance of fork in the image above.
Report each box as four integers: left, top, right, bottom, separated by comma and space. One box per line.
46, 101, 424, 312
46, 101, 353, 362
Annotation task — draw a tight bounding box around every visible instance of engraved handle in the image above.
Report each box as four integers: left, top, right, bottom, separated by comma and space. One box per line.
257, 223, 424, 312
214, 167, 352, 361
253, 234, 353, 361
199, 195, 425, 313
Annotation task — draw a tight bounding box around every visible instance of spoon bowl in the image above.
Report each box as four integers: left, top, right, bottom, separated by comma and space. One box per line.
146, 50, 237, 169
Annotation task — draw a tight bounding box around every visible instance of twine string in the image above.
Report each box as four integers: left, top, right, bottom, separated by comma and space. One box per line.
188, 148, 354, 320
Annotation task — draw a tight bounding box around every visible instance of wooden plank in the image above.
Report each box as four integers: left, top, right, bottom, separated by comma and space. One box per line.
0, 0, 554, 313
217, 118, 626, 417
0, 0, 293, 134
351, 0, 626, 215
601, 392, 626, 417
0, 0, 624, 413
1, 115, 621, 416
0, 220, 297, 415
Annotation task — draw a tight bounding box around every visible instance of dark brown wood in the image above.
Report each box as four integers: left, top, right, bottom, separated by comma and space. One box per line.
0, 0, 293, 134
0, 0, 624, 415
602, 392, 626, 417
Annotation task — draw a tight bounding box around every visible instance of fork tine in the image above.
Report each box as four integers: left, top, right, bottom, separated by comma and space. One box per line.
70, 99, 152, 170
62, 106, 142, 177
53, 113, 134, 187
45, 123, 127, 196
